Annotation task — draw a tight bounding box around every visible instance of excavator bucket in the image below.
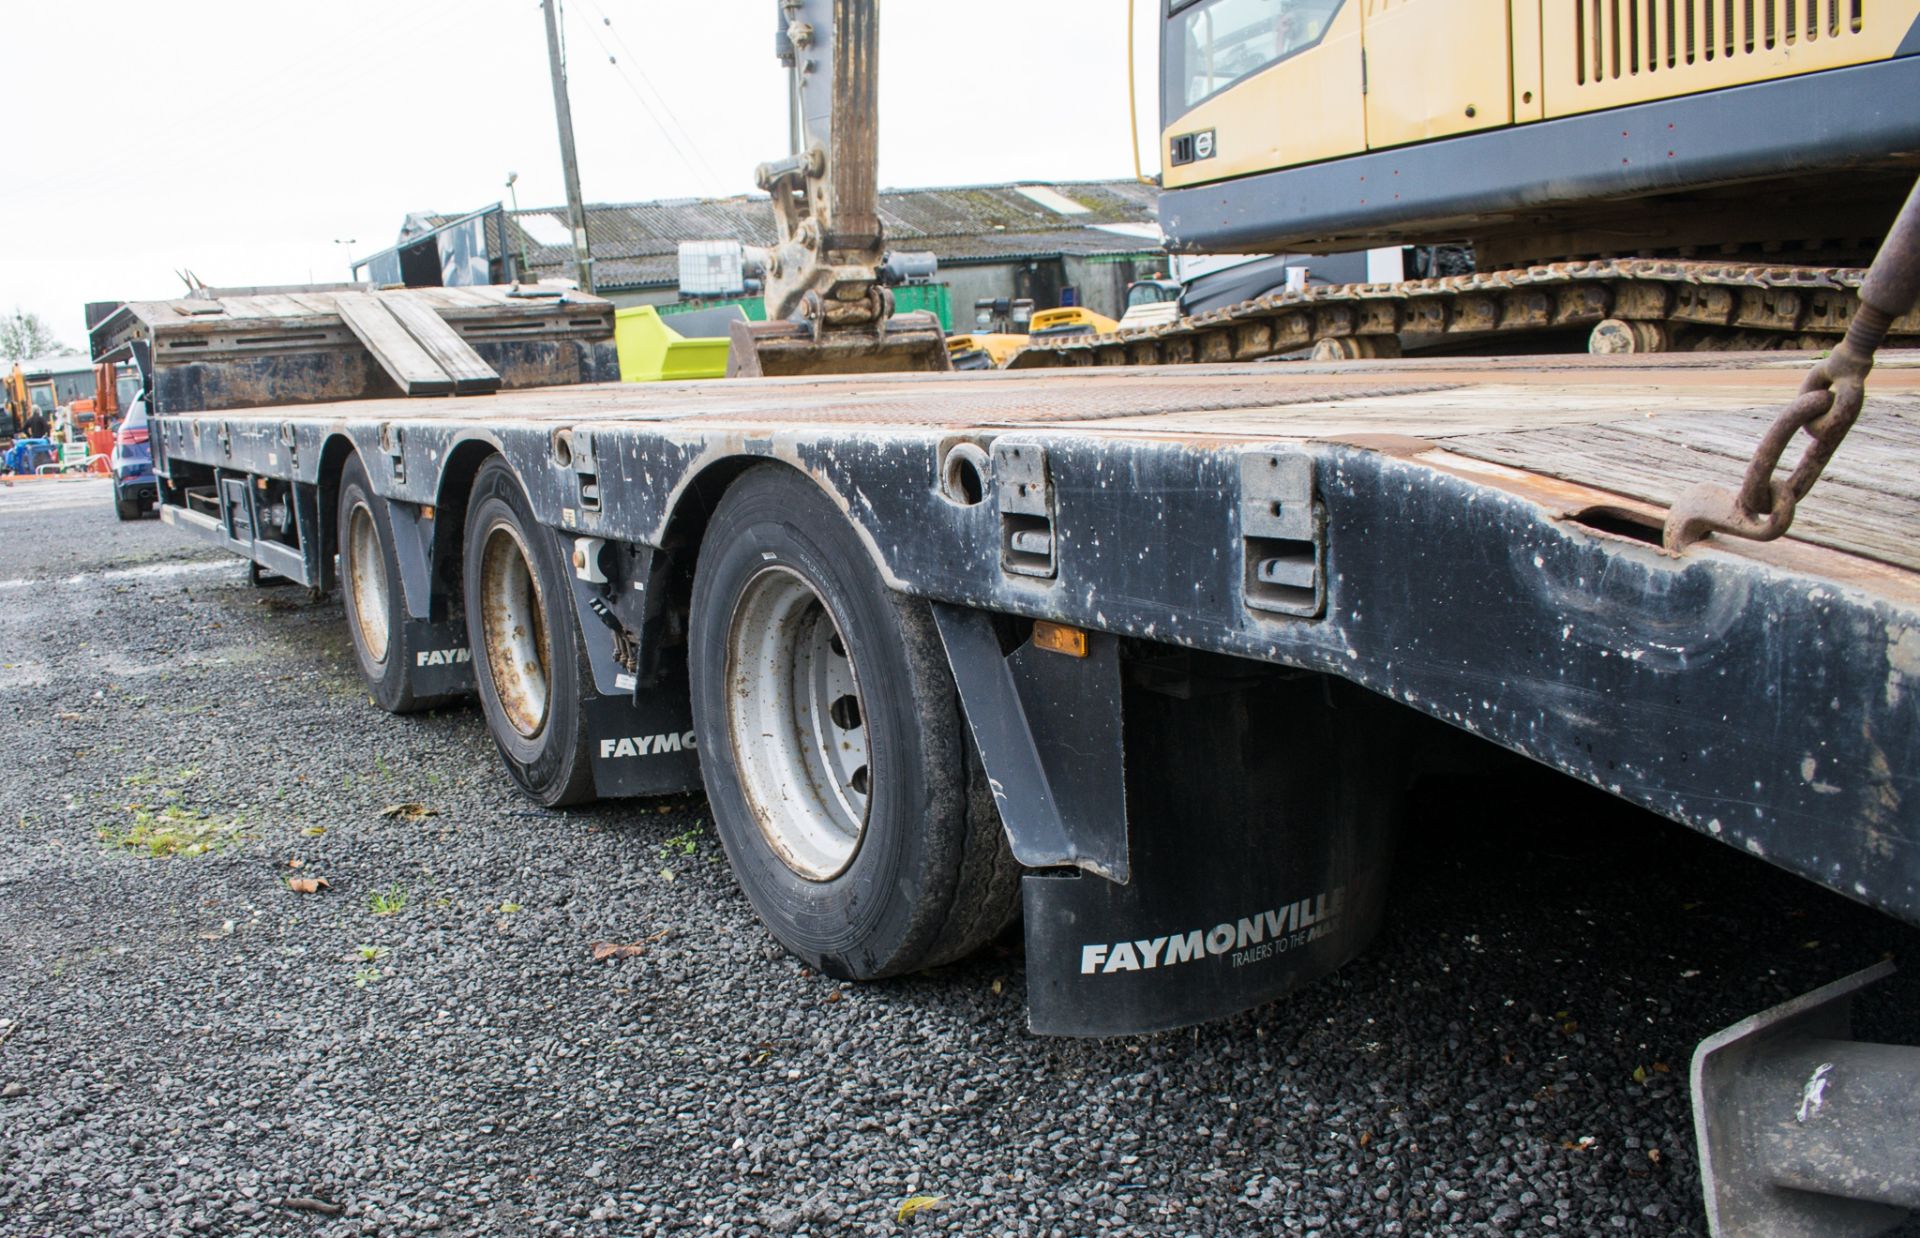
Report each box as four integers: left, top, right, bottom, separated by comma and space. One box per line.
727, 311, 952, 378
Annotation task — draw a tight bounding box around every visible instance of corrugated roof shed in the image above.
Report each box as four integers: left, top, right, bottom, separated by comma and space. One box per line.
416, 180, 1162, 292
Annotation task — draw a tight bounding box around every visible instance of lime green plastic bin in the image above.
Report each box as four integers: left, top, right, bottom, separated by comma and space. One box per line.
614, 305, 731, 382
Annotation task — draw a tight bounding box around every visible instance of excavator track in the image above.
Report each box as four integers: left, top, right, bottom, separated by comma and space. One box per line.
1005, 259, 1920, 369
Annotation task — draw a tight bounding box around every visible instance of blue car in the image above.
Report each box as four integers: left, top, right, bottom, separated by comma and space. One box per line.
111, 395, 158, 520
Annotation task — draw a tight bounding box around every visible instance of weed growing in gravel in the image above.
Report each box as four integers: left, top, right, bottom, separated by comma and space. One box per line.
102, 805, 246, 859
660, 825, 703, 858
351, 966, 383, 987
368, 884, 409, 915
355, 944, 388, 962
123, 765, 201, 789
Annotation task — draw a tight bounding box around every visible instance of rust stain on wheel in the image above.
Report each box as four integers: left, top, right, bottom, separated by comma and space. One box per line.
478, 519, 551, 739
345, 500, 391, 665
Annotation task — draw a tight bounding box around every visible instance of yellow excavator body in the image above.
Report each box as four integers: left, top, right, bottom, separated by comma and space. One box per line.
1163, 0, 1920, 192
1158, 0, 1920, 264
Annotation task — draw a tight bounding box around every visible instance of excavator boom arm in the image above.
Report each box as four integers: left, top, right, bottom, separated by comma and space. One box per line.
760, 0, 881, 322
731, 0, 950, 377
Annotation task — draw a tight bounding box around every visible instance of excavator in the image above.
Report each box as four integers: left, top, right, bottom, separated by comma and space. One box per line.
1013, 0, 1920, 367
724, 1, 1919, 376
1, 365, 26, 443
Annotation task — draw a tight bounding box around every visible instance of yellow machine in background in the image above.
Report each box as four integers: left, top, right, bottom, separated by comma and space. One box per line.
2, 366, 26, 438
1159, 0, 1920, 267
1027, 307, 1121, 341
994, 0, 1920, 367
946, 333, 1029, 370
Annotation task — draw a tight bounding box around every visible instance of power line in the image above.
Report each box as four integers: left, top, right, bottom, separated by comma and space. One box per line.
576, 0, 729, 191
567, 4, 723, 197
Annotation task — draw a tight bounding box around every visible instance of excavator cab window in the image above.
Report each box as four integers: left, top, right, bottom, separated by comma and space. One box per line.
1167, 0, 1343, 113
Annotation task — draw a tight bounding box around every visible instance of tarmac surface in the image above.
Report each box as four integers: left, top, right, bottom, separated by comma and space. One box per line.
1, 474, 1917, 1236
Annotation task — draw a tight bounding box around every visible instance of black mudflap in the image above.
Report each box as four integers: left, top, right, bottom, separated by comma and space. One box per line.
583, 674, 703, 798
404, 618, 474, 698
1024, 672, 1402, 1037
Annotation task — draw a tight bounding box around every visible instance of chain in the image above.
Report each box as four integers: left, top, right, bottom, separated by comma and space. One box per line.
1666, 178, 1920, 551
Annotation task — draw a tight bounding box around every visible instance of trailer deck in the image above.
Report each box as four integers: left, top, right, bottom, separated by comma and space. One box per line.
146, 349, 1920, 1033
167, 350, 1920, 570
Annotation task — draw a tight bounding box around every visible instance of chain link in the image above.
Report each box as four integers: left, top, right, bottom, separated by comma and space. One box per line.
1666, 179, 1920, 552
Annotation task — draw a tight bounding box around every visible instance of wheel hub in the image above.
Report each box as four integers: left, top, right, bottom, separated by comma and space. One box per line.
726, 566, 871, 881
478, 520, 551, 738
345, 500, 391, 664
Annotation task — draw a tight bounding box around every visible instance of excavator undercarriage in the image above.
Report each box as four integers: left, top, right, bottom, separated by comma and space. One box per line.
1006, 257, 1920, 369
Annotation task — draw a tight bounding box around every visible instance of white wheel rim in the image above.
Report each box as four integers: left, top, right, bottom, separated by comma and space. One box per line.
345, 500, 391, 664
478, 519, 551, 738
726, 566, 871, 881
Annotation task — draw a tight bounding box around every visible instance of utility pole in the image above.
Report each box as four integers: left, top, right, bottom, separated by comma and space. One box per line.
541, 0, 595, 292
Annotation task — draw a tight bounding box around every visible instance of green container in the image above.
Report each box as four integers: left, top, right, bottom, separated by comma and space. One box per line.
891, 284, 951, 331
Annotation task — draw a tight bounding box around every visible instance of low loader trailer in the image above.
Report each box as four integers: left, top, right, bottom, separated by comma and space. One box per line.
93, 245, 1920, 1230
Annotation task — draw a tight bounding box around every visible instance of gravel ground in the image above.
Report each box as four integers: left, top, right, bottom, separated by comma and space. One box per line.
2, 475, 1918, 1237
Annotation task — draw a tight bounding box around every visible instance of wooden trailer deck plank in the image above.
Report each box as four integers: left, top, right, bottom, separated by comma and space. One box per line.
333, 293, 455, 397
384, 295, 501, 394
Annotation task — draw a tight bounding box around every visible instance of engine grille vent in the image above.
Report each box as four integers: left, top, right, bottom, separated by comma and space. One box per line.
1573, 0, 1866, 81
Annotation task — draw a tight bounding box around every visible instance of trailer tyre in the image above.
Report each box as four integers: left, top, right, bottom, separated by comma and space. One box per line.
461, 457, 597, 808
690, 465, 1020, 980
337, 454, 445, 714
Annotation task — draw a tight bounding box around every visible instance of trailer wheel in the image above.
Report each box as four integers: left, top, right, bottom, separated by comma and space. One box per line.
461, 457, 596, 807
337, 454, 444, 714
690, 465, 1020, 980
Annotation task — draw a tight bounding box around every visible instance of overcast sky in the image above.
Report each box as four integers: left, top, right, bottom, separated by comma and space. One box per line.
7, 1, 1163, 352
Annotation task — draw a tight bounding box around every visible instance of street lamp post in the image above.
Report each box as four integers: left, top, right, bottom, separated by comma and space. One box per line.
335, 238, 358, 283
506, 173, 532, 284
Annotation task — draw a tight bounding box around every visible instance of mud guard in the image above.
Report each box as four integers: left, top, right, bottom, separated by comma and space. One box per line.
932, 602, 1402, 1035
582, 681, 702, 798
1029, 661, 1402, 1037
400, 617, 474, 698
556, 533, 702, 798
